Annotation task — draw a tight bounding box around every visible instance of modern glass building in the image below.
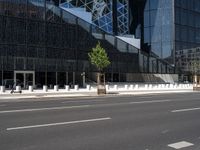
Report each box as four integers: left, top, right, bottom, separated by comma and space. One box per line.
2, 0, 194, 89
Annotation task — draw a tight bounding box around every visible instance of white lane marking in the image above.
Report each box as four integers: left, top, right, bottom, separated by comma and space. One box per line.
130, 99, 171, 104
0, 99, 172, 114
172, 107, 200, 113
6, 117, 111, 131
62, 99, 107, 104
0, 96, 37, 99
139, 96, 153, 98
168, 141, 194, 149
0, 105, 90, 114
43, 94, 86, 98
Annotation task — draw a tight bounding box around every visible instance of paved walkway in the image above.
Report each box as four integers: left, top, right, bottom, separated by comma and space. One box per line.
0, 88, 195, 102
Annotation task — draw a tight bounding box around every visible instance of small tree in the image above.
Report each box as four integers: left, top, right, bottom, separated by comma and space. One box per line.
88, 42, 110, 94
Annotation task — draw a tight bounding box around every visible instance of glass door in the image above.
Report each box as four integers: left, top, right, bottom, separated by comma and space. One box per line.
14, 71, 35, 89
25, 73, 33, 89
16, 73, 24, 88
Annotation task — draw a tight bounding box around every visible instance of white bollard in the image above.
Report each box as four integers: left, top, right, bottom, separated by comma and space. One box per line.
65, 85, 70, 91
74, 85, 79, 91
43, 85, 48, 92
106, 85, 109, 90
114, 85, 118, 90
86, 85, 91, 91
134, 84, 139, 90
28, 86, 33, 92
129, 85, 134, 90
16, 86, 21, 92
0, 86, 5, 93
149, 84, 153, 90
158, 84, 162, 89
144, 84, 148, 89
153, 85, 158, 89
54, 85, 59, 91
124, 85, 128, 90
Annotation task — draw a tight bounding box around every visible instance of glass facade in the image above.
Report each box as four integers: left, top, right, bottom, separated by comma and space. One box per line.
175, 0, 200, 77
145, 0, 173, 63
0, 0, 175, 88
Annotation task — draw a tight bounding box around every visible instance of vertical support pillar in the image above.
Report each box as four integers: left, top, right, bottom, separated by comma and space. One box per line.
45, 71, 47, 86
82, 72, 86, 88
33, 71, 35, 88
1, 57, 3, 86
14, 71, 16, 84
112, 0, 118, 35
56, 72, 58, 85
23, 73, 26, 88
66, 72, 68, 85
73, 72, 75, 86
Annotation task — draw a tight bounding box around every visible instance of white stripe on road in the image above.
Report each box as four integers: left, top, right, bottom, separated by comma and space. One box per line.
6, 117, 111, 131
172, 107, 200, 113
168, 141, 194, 149
130, 99, 171, 104
0, 105, 90, 114
0, 100, 173, 114
62, 99, 107, 104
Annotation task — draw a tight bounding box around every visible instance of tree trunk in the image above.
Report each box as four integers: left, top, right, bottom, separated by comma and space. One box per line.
97, 72, 106, 95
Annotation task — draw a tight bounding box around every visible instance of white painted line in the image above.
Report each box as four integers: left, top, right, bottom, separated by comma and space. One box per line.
0, 105, 90, 114
0, 96, 37, 99
62, 99, 107, 104
130, 99, 171, 104
172, 107, 200, 113
6, 117, 111, 131
43, 94, 86, 98
168, 141, 194, 149
0, 99, 171, 114
138, 96, 153, 98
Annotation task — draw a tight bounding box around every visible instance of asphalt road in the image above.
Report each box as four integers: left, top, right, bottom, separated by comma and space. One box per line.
1, 92, 200, 150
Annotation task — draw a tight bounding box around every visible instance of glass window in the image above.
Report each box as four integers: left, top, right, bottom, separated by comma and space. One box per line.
144, 27, 150, 43
150, 0, 159, 10
151, 42, 162, 58
162, 42, 172, 59
144, 11, 150, 27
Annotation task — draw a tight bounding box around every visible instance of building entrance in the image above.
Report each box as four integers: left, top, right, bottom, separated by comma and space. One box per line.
14, 71, 35, 89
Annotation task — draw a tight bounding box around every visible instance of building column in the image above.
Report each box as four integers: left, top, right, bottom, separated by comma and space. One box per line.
73, 72, 75, 86
66, 72, 68, 85
56, 72, 58, 85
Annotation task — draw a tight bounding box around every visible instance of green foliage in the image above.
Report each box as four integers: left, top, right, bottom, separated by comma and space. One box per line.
88, 42, 110, 72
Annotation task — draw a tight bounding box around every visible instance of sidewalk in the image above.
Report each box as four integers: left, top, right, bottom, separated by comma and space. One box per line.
0, 88, 195, 102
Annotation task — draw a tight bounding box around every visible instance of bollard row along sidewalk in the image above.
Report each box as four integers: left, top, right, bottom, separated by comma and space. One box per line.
0, 83, 193, 95
0, 83, 195, 102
